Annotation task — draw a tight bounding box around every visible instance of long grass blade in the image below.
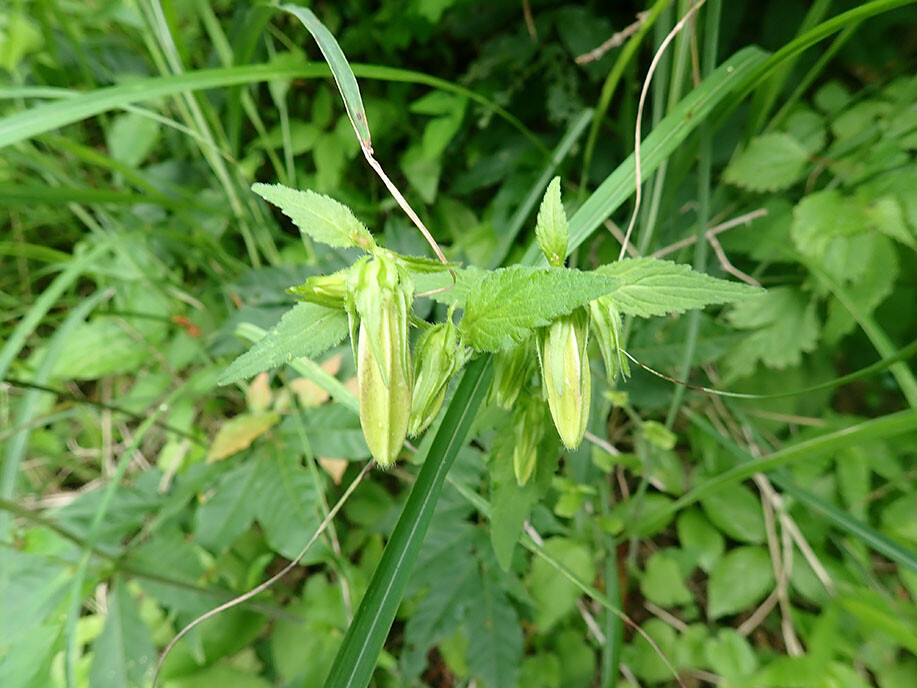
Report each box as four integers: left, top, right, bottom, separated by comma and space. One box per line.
322, 356, 493, 688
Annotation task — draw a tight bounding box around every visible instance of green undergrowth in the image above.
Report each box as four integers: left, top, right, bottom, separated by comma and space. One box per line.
1, 2, 916, 688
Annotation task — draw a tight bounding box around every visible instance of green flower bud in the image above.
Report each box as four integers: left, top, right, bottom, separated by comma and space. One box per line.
589, 298, 630, 382
348, 256, 414, 468
491, 338, 535, 410
513, 396, 545, 486
409, 315, 462, 437
537, 308, 591, 450
288, 268, 349, 308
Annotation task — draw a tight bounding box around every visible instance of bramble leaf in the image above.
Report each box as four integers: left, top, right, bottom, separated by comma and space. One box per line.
219, 302, 348, 385
597, 257, 761, 318
460, 266, 620, 352
252, 182, 376, 250
535, 176, 568, 267
723, 132, 809, 192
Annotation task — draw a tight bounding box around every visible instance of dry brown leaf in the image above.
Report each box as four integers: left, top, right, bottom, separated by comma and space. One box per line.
318, 457, 349, 484
207, 412, 279, 462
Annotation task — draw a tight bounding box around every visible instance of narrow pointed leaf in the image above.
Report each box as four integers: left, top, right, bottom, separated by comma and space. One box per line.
598, 257, 762, 318
219, 302, 348, 385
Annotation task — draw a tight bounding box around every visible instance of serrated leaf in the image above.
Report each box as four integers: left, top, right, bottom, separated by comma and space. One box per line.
219, 302, 348, 385
413, 264, 487, 307
791, 189, 869, 259
194, 461, 259, 553
597, 257, 761, 318
724, 287, 820, 379
723, 132, 809, 192
535, 176, 568, 267
466, 572, 523, 688
88, 582, 155, 688
460, 266, 619, 352
252, 182, 375, 250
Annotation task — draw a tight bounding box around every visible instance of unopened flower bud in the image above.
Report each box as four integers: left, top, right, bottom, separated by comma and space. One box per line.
491, 338, 534, 410
538, 308, 591, 450
589, 298, 630, 382
349, 257, 413, 468
288, 268, 349, 308
513, 396, 545, 486
409, 315, 462, 437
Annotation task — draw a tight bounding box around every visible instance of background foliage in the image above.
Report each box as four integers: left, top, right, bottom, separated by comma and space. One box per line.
2, 1, 917, 687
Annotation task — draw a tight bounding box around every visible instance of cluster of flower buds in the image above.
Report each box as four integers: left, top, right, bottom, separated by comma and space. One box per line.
409, 309, 463, 437
347, 256, 414, 468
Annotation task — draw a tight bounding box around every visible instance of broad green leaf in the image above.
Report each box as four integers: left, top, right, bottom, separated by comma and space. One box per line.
272, 576, 346, 687
838, 591, 917, 654
707, 546, 775, 619
489, 423, 539, 571
162, 663, 273, 688
534, 176, 568, 267
252, 183, 376, 251
723, 132, 809, 192
89, 582, 155, 688
460, 266, 619, 352
413, 264, 487, 307
623, 619, 678, 684
724, 287, 820, 379
676, 509, 724, 572
640, 551, 693, 608
46, 319, 148, 380
194, 460, 259, 553
106, 112, 160, 168
597, 257, 761, 319
251, 452, 324, 561
466, 572, 523, 688
219, 302, 348, 386
528, 537, 595, 631
207, 412, 280, 462
704, 629, 759, 682
700, 484, 766, 544
0, 624, 59, 688
791, 189, 869, 259
401, 553, 477, 678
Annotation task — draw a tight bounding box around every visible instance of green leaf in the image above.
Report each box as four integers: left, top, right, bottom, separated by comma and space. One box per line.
791, 190, 869, 259
676, 509, 724, 573
460, 266, 619, 352
528, 537, 595, 631
219, 302, 348, 386
707, 546, 774, 619
704, 629, 759, 682
723, 132, 809, 192
252, 183, 375, 251
88, 581, 155, 688
466, 572, 523, 688
597, 257, 761, 318
535, 176, 569, 267
251, 453, 324, 561
640, 551, 693, 607
402, 554, 478, 678
489, 423, 539, 571
700, 484, 766, 544
724, 287, 820, 379
194, 461, 259, 553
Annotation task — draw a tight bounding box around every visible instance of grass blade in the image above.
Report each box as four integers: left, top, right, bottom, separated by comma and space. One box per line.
322, 356, 493, 688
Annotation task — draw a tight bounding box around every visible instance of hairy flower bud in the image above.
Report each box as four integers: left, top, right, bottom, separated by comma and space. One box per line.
537, 308, 591, 450
589, 298, 630, 382
491, 338, 534, 410
409, 315, 462, 437
349, 257, 413, 467
513, 396, 545, 486
288, 268, 349, 308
